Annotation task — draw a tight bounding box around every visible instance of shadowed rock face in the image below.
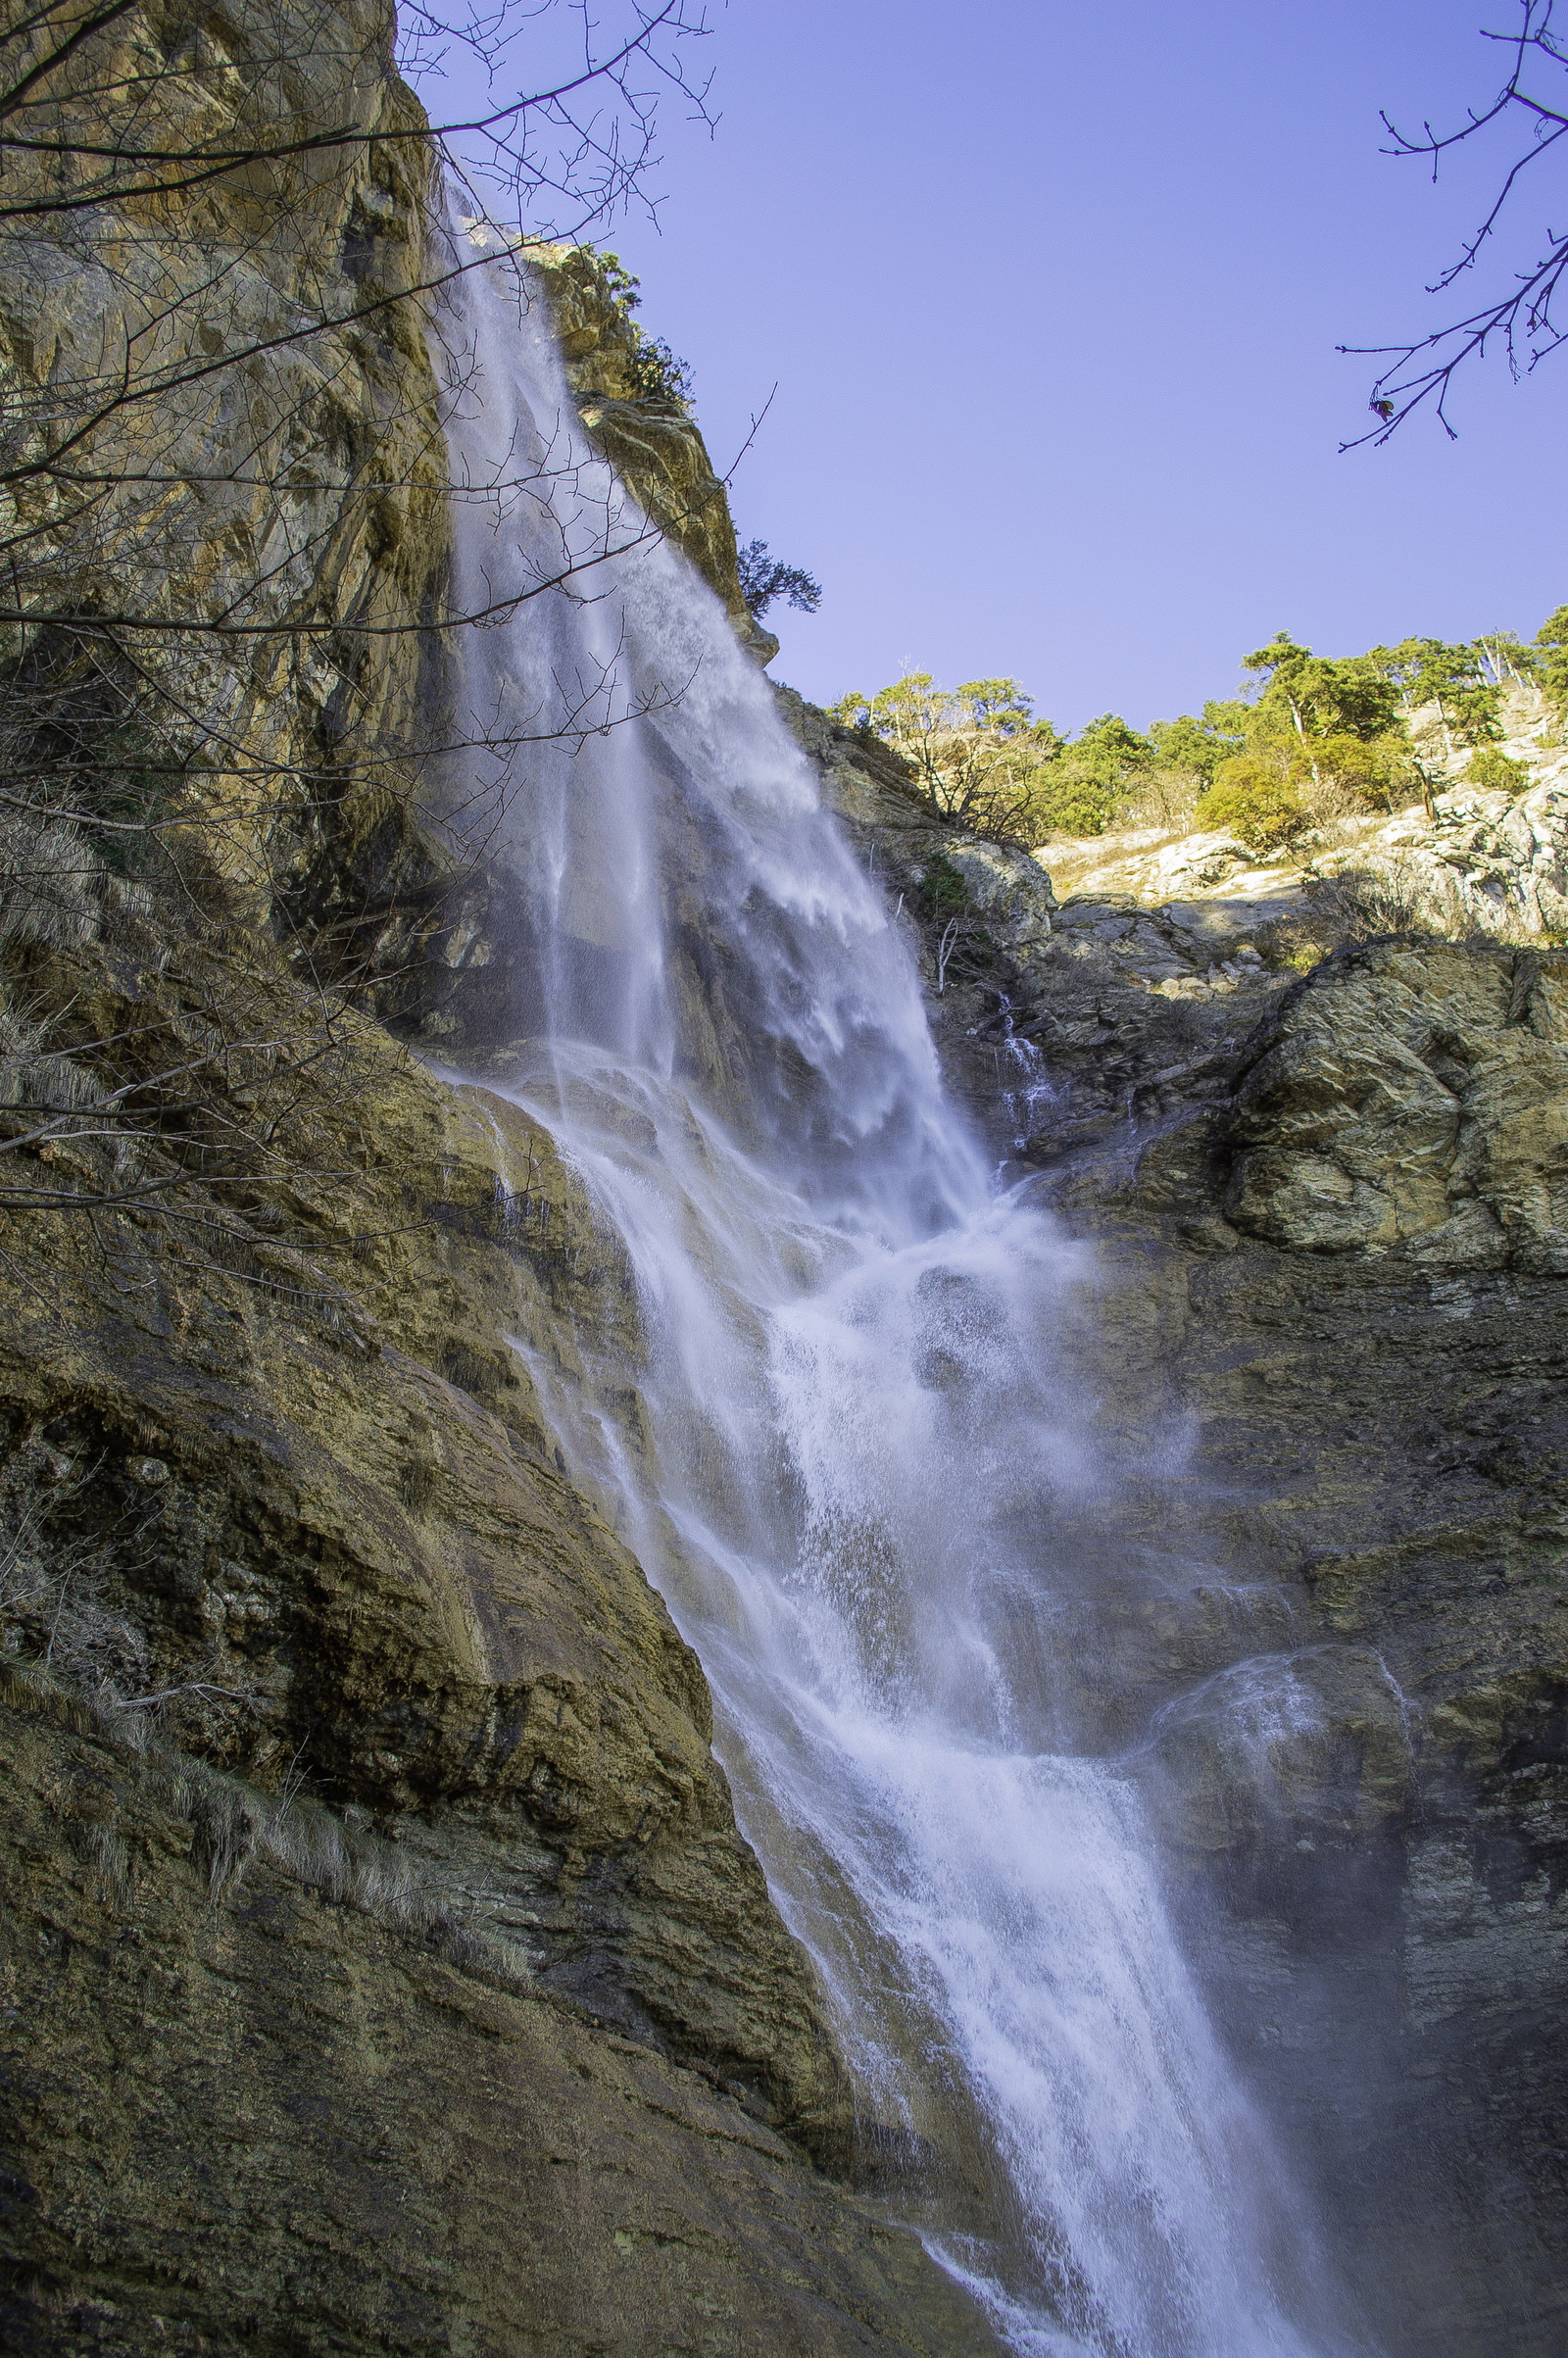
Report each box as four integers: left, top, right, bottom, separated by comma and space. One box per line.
0, 0, 461, 988
794, 702, 1568, 2354
1055, 1100, 1568, 2356
0, 916, 1000, 2352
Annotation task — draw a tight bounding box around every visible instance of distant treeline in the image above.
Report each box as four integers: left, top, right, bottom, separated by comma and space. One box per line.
829, 609, 1568, 852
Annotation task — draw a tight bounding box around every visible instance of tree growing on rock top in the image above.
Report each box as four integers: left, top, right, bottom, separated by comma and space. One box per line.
828, 673, 1073, 846
736, 541, 822, 623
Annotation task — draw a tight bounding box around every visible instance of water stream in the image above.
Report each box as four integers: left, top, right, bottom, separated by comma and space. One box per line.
436, 229, 1362, 2358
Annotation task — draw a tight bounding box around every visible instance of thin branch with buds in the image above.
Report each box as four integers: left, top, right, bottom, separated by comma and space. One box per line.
1343, 0, 1568, 442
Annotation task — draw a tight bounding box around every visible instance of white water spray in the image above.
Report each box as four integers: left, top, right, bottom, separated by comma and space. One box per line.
436, 229, 1358, 2357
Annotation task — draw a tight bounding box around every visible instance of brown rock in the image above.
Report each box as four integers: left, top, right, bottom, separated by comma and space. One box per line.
0, 1685, 1001, 2357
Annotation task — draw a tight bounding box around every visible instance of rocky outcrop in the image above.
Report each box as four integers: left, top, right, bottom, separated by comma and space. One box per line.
0, 0, 454, 942
525, 245, 777, 665
1224, 942, 1568, 1268
1036, 821, 1275, 907
783, 691, 1296, 1164
1035, 711, 1568, 954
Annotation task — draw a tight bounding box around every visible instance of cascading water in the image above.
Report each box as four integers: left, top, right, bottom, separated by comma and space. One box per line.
434, 226, 1364, 2358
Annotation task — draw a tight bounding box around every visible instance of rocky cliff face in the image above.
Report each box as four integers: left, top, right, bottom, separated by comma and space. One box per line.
0, 3, 1001, 2350
3, 3, 1566, 2348
795, 706, 1568, 2353
0, 0, 453, 967
1039, 688, 1568, 949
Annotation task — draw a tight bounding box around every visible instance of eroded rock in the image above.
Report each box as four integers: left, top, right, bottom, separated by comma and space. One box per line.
1224, 942, 1568, 1269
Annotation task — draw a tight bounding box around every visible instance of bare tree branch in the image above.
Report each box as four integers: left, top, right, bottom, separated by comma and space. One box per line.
1344, 0, 1568, 441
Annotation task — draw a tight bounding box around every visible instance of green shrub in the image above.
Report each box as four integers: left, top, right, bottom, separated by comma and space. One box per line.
1025, 770, 1120, 839
1303, 732, 1415, 812
624, 331, 693, 410
1195, 758, 1308, 853
1465, 745, 1531, 795
914, 852, 968, 916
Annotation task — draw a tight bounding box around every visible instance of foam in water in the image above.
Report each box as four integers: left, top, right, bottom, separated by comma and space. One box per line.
434, 223, 1363, 2357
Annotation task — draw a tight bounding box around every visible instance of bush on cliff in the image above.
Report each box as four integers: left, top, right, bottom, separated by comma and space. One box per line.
1195, 758, 1308, 853
1467, 745, 1532, 794
1293, 731, 1418, 815
737, 541, 823, 622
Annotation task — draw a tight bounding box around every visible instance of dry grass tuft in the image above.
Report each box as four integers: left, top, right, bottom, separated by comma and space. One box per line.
3, 1617, 534, 1985
0, 1652, 92, 1730
83, 1821, 134, 1908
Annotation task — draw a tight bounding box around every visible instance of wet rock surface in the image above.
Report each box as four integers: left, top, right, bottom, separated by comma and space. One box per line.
0, 1678, 997, 2358
0, 920, 999, 2352
795, 685, 1568, 2355
1049, 1114, 1568, 2356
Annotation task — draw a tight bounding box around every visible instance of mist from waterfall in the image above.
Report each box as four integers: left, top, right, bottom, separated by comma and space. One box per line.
435, 224, 1364, 2358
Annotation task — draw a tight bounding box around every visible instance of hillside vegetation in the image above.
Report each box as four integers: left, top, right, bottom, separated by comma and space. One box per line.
832, 609, 1568, 853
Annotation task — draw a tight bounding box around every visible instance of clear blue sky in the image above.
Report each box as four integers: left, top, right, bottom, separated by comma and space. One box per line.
469, 2, 1565, 731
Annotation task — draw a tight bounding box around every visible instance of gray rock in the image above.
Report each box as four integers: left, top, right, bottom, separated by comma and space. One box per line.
1224, 942, 1568, 1271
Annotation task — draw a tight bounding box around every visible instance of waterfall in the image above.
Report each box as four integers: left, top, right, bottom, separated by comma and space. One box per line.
436, 227, 1361, 2358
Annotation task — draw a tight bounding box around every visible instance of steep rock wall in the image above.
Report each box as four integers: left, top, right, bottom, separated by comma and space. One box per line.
0, 5, 1002, 2350
524, 243, 778, 666
1, 1674, 996, 2358
798, 689, 1568, 2355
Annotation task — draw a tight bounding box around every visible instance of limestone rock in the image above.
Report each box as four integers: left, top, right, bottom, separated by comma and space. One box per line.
0, 1680, 1001, 2357
1224, 942, 1568, 1269
941, 839, 1058, 961
1314, 777, 1568, 940
526, 245, 765, 659
1044, 825, 1256, 904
